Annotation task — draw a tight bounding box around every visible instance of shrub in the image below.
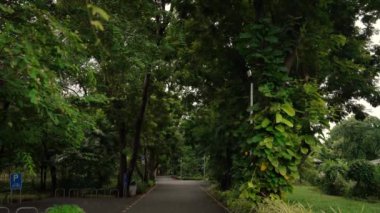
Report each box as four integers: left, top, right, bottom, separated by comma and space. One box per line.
47, 205, 85, 213
227, 197, 255, 213
372, 165, 380, 198
209, 186, 254, 213
300, 166, 320, 186
136, 182, 149, 194
320, 161, 350, 196
256, 199, 312, 213
347, 160, 375, 197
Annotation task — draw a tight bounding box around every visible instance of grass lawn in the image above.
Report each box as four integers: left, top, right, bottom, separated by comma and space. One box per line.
286, 185, 380, 213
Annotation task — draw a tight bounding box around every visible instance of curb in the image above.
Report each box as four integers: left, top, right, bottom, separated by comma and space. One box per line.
199, 186, 232, 213
122, 185, 157, 212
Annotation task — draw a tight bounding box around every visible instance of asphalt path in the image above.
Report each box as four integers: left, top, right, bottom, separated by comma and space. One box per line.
124, 176, 228, 213
3, 196, 135, 213
1, 176, 228, 213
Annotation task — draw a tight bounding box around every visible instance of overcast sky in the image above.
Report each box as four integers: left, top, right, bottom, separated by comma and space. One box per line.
358, 20, 380, 118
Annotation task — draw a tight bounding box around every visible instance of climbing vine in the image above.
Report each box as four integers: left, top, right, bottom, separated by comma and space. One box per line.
237, 21, 329, 201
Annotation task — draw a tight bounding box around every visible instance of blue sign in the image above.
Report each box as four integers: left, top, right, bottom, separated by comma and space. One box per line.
10, 173, 22, 190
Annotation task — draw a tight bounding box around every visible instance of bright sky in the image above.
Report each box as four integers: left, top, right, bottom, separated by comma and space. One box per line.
358, 20, 380, 118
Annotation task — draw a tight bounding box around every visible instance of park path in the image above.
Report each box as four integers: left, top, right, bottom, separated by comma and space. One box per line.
1, 176, 228, 213
123, 176, 228, 213
3, 196, 135, 213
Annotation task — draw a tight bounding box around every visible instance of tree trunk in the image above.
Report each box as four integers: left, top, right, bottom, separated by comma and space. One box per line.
143, 148, 148, 182
127, 73, 151, 195
220, 141, 232, 190
40, 165, 47, 191
117, 122, 127, 197
147, 149, 157, 180
50, 165, 57, 194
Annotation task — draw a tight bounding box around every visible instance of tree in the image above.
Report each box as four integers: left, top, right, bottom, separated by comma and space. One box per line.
0, 1, 101, 192
328, 116, 380, 160
171, 0, 380, 201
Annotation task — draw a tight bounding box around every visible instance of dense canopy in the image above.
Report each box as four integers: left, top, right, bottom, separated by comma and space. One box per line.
0, 0, 379, 205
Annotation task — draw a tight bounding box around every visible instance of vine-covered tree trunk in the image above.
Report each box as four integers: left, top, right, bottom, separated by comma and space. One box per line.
127, 73, 151, 195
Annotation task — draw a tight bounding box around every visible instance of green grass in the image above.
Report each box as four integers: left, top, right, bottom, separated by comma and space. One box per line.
47, 205, 84, 213
286, 185, 380, 213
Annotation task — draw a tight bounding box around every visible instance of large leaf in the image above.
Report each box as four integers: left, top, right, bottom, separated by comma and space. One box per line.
248, 135, 263, 144
87, 4, 110, 21
261, 118, 271, 128
276, 113, 294, 127
281, 103, 295, 117
278, 166, 287, 177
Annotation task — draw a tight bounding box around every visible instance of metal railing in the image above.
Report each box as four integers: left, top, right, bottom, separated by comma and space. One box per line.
44, 207, 53, 213
15, 207, 38, 213
0, 207, 10, 213
54, 188, 65, 198
109, 189, 119, 198
68, 188, 80, 198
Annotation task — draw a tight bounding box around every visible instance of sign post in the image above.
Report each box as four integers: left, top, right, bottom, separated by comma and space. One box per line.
10, 173, 22, 203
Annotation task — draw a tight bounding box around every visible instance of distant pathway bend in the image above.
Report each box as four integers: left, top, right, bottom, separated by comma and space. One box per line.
124, 176, 229, 213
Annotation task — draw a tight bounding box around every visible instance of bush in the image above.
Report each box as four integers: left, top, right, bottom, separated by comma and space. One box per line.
47, 205, 85, 213
136, 182, 148, 194
256, 199, 312, 213
347, 160, 375, 198
300, 166, 321, 186
209, 186, 254, 213
227, 197, 255, 213
320, 161, 350, 196
374, 166, 380, 198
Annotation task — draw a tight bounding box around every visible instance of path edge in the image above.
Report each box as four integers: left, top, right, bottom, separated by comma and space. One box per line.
122, 184, 157, 212
199, 186, 232, 213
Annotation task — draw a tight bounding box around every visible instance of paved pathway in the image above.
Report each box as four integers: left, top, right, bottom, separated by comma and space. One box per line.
3, 196, 134, 213
1, 176, 228, 213
124, 176, 228, 213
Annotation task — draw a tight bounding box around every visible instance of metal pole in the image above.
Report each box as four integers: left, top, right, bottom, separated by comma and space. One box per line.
250, 82, 253, 124
180, 158, 182, 179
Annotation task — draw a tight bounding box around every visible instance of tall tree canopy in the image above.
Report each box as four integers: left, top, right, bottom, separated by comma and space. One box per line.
171, 0, 380, 200
327, 116, 380, 160
1, 0, 380, 204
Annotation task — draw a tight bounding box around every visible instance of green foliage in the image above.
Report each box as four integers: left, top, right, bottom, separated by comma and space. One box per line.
374, 166, 380, 198
327, 117, 380, 160
287, 185, 380, 213
347, 160, 376, 197
1, 0, 380, 205
0, 1, 102, 179
173, 0, 380, 204
210, 187, 254, 213
348, 160, 375, 184
299, 161, 321, 186
47, 205, 85, 213
256, 199, 313, 213
237, 21, 328, 201
320, 161, 350, 196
